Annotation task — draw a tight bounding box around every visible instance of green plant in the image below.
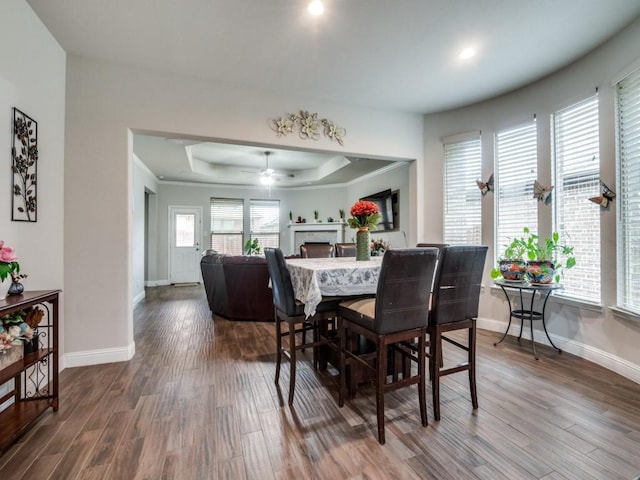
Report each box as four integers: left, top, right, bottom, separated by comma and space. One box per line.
491, 227, 576, 282
490, 234, 528, 279
244, 238, 261, 255
313, 210, 319, 220
523, 228, 576, 282
289, 210, 293, 221
339, 209, 345, 220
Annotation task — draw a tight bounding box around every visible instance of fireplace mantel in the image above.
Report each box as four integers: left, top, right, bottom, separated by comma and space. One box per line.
288, 222, 347, 255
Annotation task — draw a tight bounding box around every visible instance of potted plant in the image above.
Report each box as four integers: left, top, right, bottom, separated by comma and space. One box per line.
523, 228, 576, 284
490, 235, 528, 281
339, 209, 345, 222
313, 210, 320, 222
289, 211, 293, 224
244, 238, 261, 256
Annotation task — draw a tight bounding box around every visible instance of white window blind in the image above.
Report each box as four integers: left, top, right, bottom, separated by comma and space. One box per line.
443, 134, 482, 245
211, 198, 244, 255
250, 199, 280, 249
552, 95, 600, 302
495, 121, 538, 259
617, 68, 640, 313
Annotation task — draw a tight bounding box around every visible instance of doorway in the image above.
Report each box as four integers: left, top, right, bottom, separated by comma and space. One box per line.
169, 205, 202, 284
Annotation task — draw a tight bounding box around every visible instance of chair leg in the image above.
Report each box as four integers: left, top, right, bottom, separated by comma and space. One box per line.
431, 328, 441, 421
275, 312, 282, 386
469, 321, 478, 410
288, 319, 297, 406
418, 332, 428, 427
338, 317, 347, 408
376, 336, 387, 445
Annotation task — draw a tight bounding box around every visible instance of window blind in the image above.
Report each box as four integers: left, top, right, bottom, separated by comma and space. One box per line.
617, 68, 640, 313
552, 95, 600, 302
443, 134, 482, 245
495, 121, 538, 259
250, 199, 280, 249
211, 198, 244, 255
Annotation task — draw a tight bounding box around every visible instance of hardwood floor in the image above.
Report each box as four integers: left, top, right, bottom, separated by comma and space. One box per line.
1, 285, 640, 479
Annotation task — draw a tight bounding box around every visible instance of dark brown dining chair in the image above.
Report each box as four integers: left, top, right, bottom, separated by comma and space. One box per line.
427, 245, 487, 421
264, 248, 340, 406
416, 243, 449, 254
300, 243, 335, 258
335, 243, 357, 257
338, 248, 439, 444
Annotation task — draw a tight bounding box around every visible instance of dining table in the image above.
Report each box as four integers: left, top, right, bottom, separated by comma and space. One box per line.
285, 256, 384, 317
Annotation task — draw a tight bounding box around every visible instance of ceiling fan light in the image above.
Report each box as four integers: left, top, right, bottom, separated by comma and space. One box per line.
260, 176, 274, 185
308, 0, 324, 16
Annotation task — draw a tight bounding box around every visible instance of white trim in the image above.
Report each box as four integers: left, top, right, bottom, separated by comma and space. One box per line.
478, 317, 640, 385
145, 279, 171, 287
610, 306, 640, 323
441, 130, 481, 144
611, 57, 640, 86
133, 290, 145, 306
62, 342, 136, 369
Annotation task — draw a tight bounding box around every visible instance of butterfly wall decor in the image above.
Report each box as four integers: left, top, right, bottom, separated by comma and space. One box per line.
588, 180, 616, 208
476, 173, 494, 196
533, 180, 554, 204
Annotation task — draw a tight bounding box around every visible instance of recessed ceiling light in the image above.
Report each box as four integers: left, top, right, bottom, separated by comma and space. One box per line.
308, 0, 324, 16
459, 47, 476, 60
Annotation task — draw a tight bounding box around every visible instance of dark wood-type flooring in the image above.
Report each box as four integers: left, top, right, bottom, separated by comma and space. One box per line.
1, 285, 640, 479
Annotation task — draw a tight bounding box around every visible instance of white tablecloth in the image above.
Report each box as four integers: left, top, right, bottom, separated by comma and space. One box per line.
286, 256, 383, 317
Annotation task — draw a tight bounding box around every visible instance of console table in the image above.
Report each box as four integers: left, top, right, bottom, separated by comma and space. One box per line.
493, 280, 562, 360
0, 290, 60, 454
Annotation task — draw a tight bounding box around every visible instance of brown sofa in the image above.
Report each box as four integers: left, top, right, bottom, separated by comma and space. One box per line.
200, 252, 274, 321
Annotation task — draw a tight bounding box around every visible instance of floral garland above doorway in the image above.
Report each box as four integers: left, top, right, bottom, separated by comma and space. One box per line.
11, 108, 38, 222
272, 110, 346, 145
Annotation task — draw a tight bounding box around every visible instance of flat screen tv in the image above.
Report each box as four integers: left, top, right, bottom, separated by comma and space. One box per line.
360, 189, 399, 232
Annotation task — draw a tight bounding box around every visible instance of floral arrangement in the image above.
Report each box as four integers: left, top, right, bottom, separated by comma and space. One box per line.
347, 201, 381, 230
0, 240, 21, 282
370, 238, 389, 256
0, 308, 42, 353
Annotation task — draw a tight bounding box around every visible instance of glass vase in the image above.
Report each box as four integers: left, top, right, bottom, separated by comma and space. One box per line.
356, 227, 370, 261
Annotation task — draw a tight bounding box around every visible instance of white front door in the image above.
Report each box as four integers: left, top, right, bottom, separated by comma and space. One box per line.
169, 206, 202, 284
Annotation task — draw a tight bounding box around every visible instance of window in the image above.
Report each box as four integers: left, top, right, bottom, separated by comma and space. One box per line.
211, 198, 243, 255
552, 95, 600, 302
250, 199, 280, 249
616, 68, 640, 313
443, 133, 482, 244
495, 121, 538, 259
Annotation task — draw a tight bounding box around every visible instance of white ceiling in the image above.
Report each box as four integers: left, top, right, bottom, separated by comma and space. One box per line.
27, 0, 640, 186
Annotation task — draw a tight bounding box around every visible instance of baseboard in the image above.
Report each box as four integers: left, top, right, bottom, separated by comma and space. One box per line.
477, 317, 640, 384
62, 341, 135, 369
144, 279, 170, 287
133, 290, 145, 306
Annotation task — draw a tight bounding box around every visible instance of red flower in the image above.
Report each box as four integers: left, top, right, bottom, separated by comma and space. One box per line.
347, 201, 381, 230
350, 201, 379, 217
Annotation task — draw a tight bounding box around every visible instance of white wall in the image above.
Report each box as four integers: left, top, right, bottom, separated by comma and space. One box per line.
423, 17, 640, 382
0, 0, 65, 348
64, 56, 424, 364
345, 163, 411, 249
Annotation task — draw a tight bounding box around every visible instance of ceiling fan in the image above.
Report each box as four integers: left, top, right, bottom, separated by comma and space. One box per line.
242, 151, 294, 185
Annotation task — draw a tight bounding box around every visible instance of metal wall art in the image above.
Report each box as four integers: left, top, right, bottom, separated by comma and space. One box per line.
533, 180, 553, 205
476, 173, 494, 196
588, 180, 616, 208
273, 110, 346, 145
11, 108, 38, 222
